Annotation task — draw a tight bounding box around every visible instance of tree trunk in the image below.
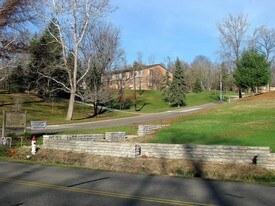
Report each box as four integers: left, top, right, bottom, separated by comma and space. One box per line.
93, 103, 98, 117
66, 90, 75, 120
238, 87, 242, 98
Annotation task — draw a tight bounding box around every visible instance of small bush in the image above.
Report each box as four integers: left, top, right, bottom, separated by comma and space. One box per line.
0, 146, 9, 156
110, 97, 133, 110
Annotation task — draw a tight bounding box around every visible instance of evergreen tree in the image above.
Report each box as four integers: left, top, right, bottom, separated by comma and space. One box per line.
234, 49, 271, 93
168, 58, 186, 107
162, 71, 171, 102
8, 64, 27, 93
28, 20, 65, 99
193, 77, 202, 93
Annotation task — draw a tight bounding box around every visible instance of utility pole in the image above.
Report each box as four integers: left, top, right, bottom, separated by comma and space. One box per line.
220, 65, 223, 101
133, 65, 137, 110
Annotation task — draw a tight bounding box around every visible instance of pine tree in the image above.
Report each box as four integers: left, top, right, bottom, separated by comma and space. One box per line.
8, 64, 27, 92
193, 77, 202, 93
162, 71, 171, 102
28, 20, 64, 99
234, 49, 271, 93
168, 58, 186, 107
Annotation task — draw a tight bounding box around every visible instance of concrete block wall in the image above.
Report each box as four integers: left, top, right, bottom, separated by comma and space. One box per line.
257, 153, 275, 170
105, 132, 126, 141
43, 135, 275, 170
43, 135, 136, 158
140, 144, 274, 169
138, 125, 170, 136
43, 134, 105, 141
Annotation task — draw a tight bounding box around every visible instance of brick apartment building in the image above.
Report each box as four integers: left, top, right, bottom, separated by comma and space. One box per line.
107, 64, 172, 90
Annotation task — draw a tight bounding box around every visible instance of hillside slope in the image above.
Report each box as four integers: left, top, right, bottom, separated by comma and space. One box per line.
150, 91, 275, 151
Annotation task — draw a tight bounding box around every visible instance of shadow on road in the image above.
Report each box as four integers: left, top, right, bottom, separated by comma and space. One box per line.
67, 177, 110, 187
182, 144, 232, 206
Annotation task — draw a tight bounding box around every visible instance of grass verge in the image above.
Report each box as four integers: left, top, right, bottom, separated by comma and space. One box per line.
1, 147, 274, 185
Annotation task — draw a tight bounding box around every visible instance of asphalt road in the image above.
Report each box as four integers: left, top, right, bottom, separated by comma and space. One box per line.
0, 161, 274, 206
41, 102, 222, 133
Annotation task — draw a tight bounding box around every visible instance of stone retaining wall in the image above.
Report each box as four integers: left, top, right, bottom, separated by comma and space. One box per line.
43, 136, 136, 158
45, 132, 127, 142
105, 132, 126, 141
139, 143, 274, 170
43, 135, 275, 170
138, 125, 170, 136
44, 134, 105, 141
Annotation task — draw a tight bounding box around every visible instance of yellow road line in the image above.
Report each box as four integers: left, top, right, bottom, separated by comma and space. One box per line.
0, 178, 216, 206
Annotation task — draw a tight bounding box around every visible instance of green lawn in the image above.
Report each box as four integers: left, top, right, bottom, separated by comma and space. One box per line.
150, 92, 275, 151
116, 90, 220, 113
0, 90, 240, 126
0, 93, 135, 125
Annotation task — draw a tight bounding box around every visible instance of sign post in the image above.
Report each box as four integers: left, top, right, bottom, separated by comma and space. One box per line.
2, 111, 6, 137
2, 110, 27, 137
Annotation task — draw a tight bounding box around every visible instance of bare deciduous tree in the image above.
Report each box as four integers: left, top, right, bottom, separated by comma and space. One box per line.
252, 26, 275, 62
0, 0, 36, 29
150, 69, 164, 90
81, 22, 124, 117
39, 0, 113, 120
217, 13, 250, 98
148, 54, 156, 65
217, 14, 249, 62
191, 55, 215, 92
0, 0, 37, 82
249, 26, 275, 90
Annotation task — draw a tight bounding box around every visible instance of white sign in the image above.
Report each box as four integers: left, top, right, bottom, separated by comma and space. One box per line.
30, 121, 47, 130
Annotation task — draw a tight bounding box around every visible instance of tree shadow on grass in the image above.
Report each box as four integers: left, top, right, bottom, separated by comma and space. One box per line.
154, 129, 244, 147
72, 114, 94, 120
135, 103, 149, 112
72, 108, 111, 120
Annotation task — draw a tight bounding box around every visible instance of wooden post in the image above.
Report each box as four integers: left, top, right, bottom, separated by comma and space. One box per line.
2, 110, 6, 138
24, 111, 27, 134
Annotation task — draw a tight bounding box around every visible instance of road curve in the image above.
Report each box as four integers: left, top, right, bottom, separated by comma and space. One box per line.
44, 102, 222, 133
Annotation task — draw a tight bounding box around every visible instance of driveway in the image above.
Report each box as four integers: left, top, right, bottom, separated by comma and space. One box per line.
45, 102, 222, 133
0, 102, 222, 134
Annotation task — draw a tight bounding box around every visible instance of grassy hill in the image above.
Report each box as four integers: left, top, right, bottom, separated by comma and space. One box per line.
0, 92, 135, 125
113, 90, 220, 113
0, 90, 238, 125
150, 91, 275, 151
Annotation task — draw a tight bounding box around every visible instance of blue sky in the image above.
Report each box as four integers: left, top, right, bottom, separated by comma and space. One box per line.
109, 0, 275, 65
